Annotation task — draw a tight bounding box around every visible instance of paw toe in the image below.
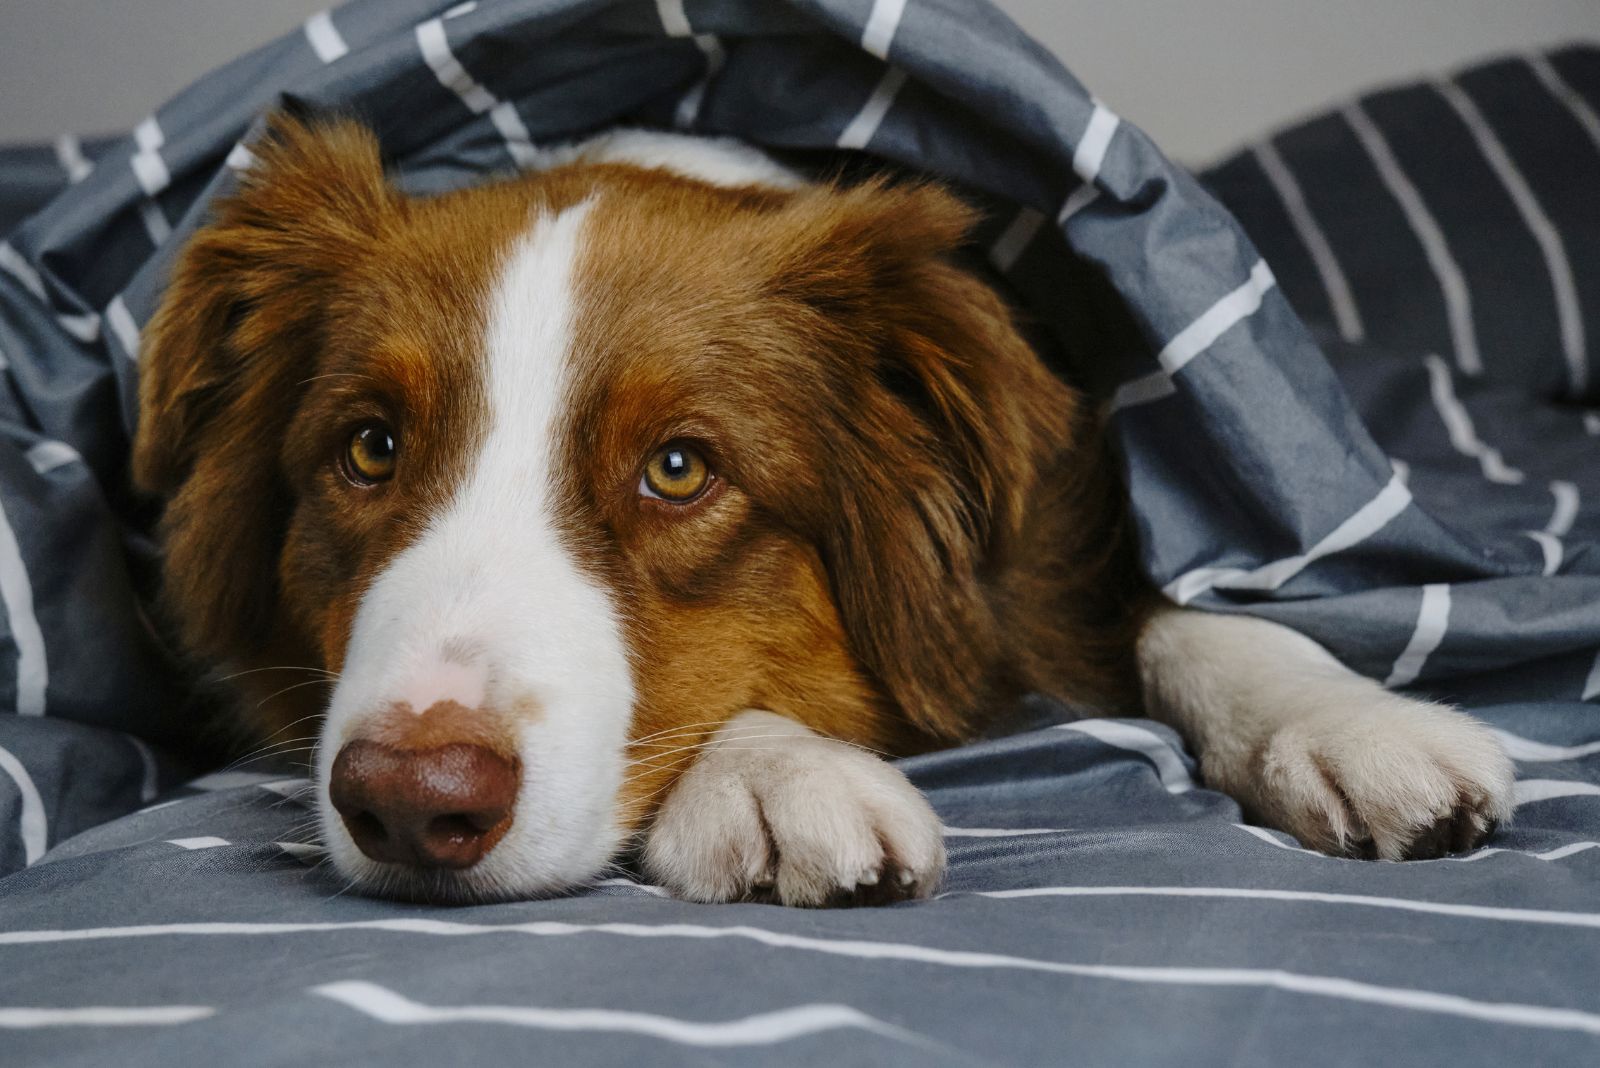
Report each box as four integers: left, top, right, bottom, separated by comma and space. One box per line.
1252, 702, 1512, 863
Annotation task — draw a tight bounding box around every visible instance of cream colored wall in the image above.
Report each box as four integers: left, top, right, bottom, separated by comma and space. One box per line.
1, 1, 1596, 162
1003, 0, 1600, 161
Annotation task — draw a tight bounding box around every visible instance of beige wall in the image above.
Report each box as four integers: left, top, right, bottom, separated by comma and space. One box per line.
1, 0, 1597, 162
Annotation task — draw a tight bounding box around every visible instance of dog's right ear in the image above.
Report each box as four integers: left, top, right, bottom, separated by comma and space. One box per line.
131, 114, 395, 664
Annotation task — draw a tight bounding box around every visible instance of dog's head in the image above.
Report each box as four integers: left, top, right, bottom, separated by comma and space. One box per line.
132, 117, 1073, 900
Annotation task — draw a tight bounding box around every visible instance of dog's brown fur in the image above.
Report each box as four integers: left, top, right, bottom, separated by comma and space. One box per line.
132, 116, 1150, 833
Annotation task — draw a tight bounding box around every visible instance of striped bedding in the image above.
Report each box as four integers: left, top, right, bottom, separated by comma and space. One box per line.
1, 0, 1598, 1062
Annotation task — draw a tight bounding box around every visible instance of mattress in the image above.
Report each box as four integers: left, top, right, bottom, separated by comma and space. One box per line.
0, 1, 1597, 1063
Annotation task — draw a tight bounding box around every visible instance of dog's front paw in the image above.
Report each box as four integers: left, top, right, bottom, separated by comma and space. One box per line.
1250, 699, 1514, 860
642, 711, 945, 906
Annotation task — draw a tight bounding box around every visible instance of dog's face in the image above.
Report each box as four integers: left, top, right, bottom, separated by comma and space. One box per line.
132, 119, 1069, 901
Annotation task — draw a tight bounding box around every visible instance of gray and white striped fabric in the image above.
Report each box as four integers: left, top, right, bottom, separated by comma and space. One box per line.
7, 701, 1600, 1065
0, 1, 1598, 1062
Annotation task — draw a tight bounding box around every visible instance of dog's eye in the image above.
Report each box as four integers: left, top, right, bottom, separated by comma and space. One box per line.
345, 423, 397, 484
640, 442, 710, 503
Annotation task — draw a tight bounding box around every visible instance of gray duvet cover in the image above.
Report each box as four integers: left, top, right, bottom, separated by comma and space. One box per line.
0, 2, 1598, 1063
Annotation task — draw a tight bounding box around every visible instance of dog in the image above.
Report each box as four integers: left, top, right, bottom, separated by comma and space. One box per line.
129, 115, 1514, 905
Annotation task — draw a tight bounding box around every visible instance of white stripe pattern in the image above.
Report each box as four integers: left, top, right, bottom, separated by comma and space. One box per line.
129, 118, 169, 197
1385, 582, 1450, 687
1105, 369, 1174, 412
1527, 54, 1600, 156
1056, 182, 1099, 225
989, 206, 1045, 272
130, 119, 173, 245
1161, 260, 1279, 376
973, 884, 1600, 930
1524, 530, 1562, 576
942, 825, 1070, 838
0, 744, 45, 864
315, 981, 926, 1048
258, 777, 310, 798
166, 837, 230, 850
225, 143, 257, 172
138, 201, 171, 246
1436, 79, 1586, 396
0, 1005, 213, 1029
0, 250, 96, 363
655, 0, 724, 130
837, 67, 907, 150
1516, 779, 1600, 805
1547, 480, 1579, 537
0, 252, 100, 346
25, 441, 80, 477
0, 242, 46, 302
56, 312, 101, 343
10, 918, 1600, 1036
1583, 649, 1600, 701
675, 38, 725, 129
17, 887, 1600, 945
592, 877, 669, 896
655, 0, 693, 37
1422, 353, 1523, 484
303, 11, 349, 63
1492, 730, 1600, 762
1344, 101, 1481, 375
1056, 721, 1193, 792
1165, 470, 1412, 605
188, 770, 293, 791
1050, 101, 1116, 226
859, 0, 907, 60
53, 133, 93, 183
276, 842, 324, 861
1072, 102, 1119, 184
105, 295, 141, 359
0, 496, 46, 718
1234, 823, 1319, 854
129, 736, 161, 803
1252, 140, 1364, 343
1453, 841, 1600, 863
416, 18, 539, 168
1108, 260, 1278, 414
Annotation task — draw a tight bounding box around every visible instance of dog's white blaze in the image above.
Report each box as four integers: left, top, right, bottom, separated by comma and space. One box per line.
318, 201, 637, 897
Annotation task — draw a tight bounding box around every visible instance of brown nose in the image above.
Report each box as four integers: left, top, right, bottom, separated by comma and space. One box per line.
329, 740, 520, 869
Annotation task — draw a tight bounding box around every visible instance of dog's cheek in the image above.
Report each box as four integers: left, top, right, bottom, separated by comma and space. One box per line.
275, 500, 366, 672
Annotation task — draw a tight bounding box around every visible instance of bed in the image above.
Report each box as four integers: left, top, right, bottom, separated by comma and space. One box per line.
1, 1, 1597, 1063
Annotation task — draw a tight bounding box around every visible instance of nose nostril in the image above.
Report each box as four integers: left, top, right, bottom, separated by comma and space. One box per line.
428, 814, 485, 844
330, 737, 520, 872
347, 810, 388, 845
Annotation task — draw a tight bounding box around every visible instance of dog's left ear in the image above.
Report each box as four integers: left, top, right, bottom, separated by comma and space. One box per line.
769, 181, 1080, 741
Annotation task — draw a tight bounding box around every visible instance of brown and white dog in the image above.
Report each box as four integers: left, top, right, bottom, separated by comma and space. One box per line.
130, 116, 1514, 905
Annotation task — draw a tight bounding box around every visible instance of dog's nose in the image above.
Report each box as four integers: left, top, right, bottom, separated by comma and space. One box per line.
329, 739, 520, 869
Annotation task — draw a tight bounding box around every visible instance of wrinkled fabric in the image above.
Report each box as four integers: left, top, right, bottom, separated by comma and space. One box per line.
6, 704, 1600, 1066
0, 1, 1598, 1062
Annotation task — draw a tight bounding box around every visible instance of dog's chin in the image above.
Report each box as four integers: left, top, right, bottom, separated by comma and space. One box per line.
316, 804, 627, 905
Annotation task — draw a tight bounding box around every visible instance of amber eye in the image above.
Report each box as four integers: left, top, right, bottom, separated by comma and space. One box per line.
344, 423, 397, 484
640, 442, 710, 502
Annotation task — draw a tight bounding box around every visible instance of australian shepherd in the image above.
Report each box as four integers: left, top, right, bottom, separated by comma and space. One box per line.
130, 116, 1513, 905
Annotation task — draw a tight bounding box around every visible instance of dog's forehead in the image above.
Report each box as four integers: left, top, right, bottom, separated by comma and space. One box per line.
318, 159, 817, 497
